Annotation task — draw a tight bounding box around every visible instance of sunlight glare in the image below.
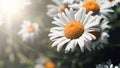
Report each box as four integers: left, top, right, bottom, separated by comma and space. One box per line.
1, 0, 30, 14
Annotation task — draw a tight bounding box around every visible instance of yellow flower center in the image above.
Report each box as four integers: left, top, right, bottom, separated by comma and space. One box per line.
45, 61, 55, 68
60, 5, 68, 12
64, 21, 84, 39
27, 24, 36, 33
82, 0, 100, 14
90, 31, 100, 40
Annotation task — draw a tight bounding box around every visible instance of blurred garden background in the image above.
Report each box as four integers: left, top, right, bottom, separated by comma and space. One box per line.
0, 0, 119, 68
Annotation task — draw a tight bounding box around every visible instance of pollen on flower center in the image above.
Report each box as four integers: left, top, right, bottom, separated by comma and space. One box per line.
60, 5, 68, 12
82, 0, 100, 14
44, 61, 55, 68
27, 24, 35, 33
64, 21, 84, 39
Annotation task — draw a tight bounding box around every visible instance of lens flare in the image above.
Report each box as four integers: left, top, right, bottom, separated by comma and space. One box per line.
0, 0, 31, 14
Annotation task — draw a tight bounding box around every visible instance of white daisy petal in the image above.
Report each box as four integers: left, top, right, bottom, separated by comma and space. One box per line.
83, 11, 93, 25
87, 32, 97, 40
49, 31, 64, 37
65, 39, 76, 53
52, 21, 63, 26
69, 8, 75, 21
84, 16, 98, 27
57, 39, 70, 52
58, 13, 68, 24
51, 37, 66, 47
54, 17, 65, 26
61, 12, 70, 23
77, 38, 84, 52
69, 4, 80, 9
85, 16, 99, 29
85, 41, 91, 51
71, 39, 77, 52
80, 8, 86, 23
50, 27, 64, 31
85, 28, 98, 33
86, 28, 100, 32
49, 33, 64, 40
115, 66, 118, 68
100, 9, 114, 14
83, 33, 92, 41
65, 8, 72, 21
75, 8, 84, 21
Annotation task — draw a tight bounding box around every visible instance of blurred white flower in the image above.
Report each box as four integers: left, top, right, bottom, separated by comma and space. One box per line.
96, 60, 120, 68
47, 0, 75, 17
18, 20, 40, 42
90, 19, 111, 49
106, 0, 120, 7
69, 0, 113, 19
96, 64, 119, 68
49, 7, 101, 53
34, 57, 55, 68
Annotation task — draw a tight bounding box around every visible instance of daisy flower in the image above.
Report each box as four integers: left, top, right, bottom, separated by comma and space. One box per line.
96, 60, 120, 68
106, 0, 120, 7
49, 7, 101, 53
18, 20, 40, 42
90, 19, 111, 49
69, 0, 113, 19
47, 0, 76, 17
34, 57, 55, 68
